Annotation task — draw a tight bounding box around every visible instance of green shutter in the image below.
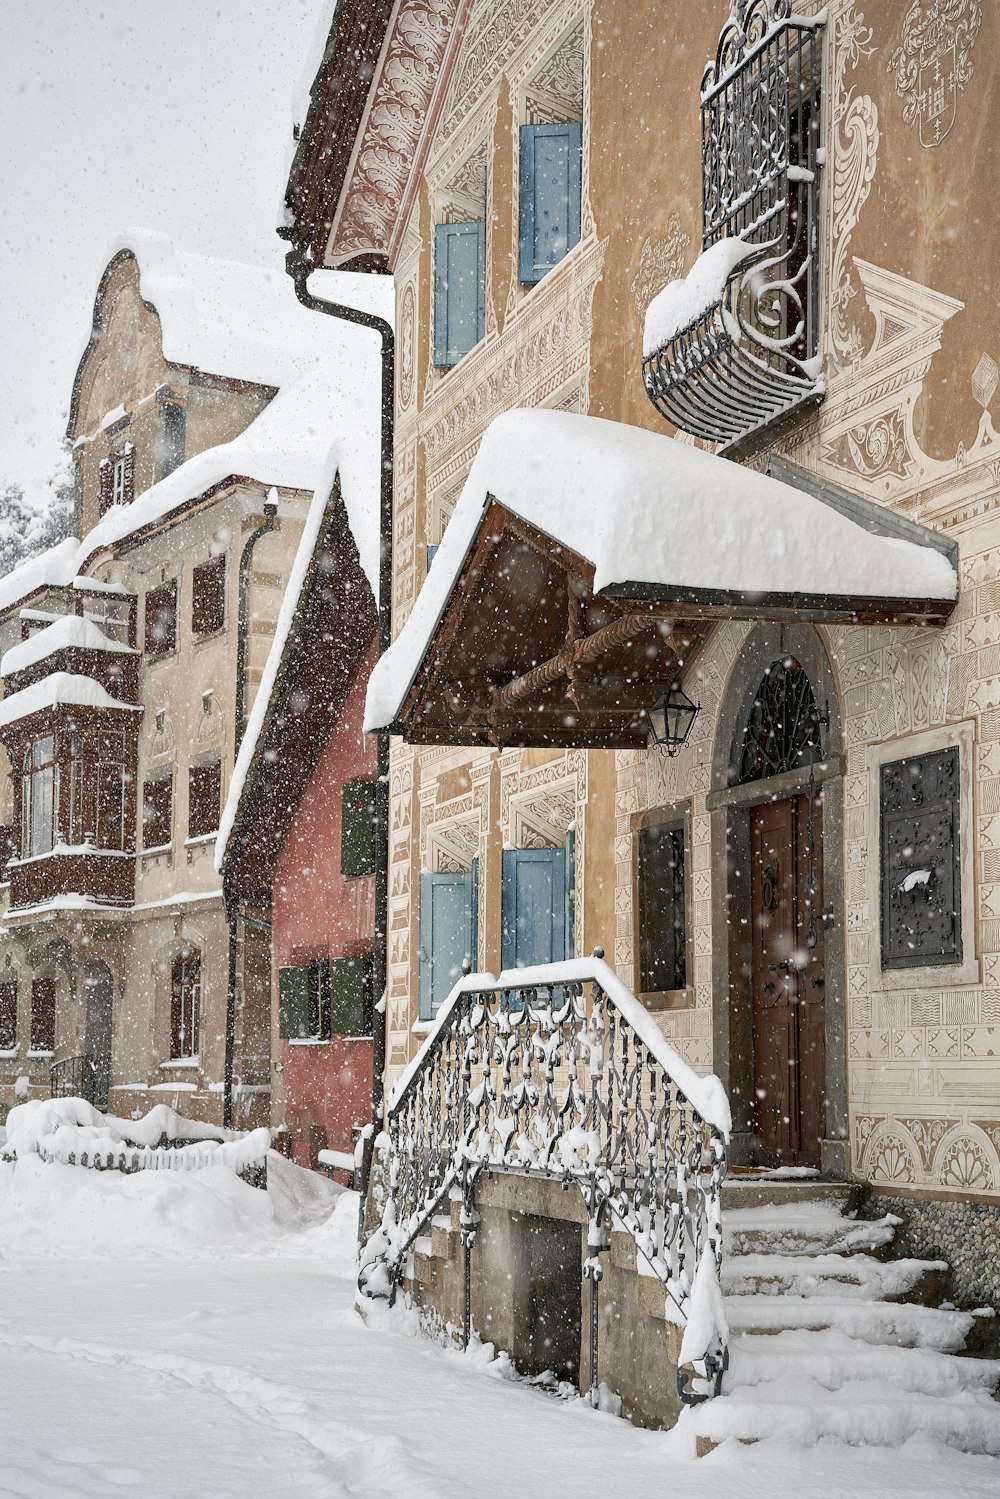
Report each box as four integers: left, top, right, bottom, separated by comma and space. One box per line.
279, 965, 313, 1039
341, 780, 376, 879
330, 954, 373, 1036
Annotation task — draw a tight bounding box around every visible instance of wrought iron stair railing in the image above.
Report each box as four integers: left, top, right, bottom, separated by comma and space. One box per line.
359, 952, 730, 1404
50, 1053, 98, 1105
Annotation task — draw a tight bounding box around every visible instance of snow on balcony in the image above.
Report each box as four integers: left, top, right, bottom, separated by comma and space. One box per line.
642, 235, 758, 357
1, 615, 136, 679
0, 671, 142, 730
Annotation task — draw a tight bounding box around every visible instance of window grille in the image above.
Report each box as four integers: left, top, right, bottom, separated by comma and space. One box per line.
880, 747, 961, 969
642, 0, 825, 453
170, 949, 201, 1059
637, 820, 687, 994
738, 658, 824, 784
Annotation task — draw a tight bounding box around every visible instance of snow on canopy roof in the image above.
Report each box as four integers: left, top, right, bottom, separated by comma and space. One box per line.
215, 481, 340, 873
1, 615, 136, 679
365, 408, 958, 732
0, 671, 141, 730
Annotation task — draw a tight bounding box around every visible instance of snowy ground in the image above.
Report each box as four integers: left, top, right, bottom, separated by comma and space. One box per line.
0, 1155, 997, 1498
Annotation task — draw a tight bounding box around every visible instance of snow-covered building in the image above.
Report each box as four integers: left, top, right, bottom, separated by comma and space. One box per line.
0, 234, 381, 1132
284, 0, 1000, 1440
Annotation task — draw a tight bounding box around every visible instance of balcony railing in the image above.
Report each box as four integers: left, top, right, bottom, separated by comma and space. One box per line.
8, 847, 135, 911
642, 1, 825, 455
50, 1053, 98, 1105
359, 952, 730, 1405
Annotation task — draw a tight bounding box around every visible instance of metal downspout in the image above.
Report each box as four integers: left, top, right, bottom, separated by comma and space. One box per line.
223, 495, 279, 1129
285, 244, 394, 1198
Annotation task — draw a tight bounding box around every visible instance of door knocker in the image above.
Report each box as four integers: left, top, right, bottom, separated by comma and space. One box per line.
761, 855, 780, 914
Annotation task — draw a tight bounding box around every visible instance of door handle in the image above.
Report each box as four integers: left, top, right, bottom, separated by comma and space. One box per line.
809, 977, 825, 990
761, 981, 777, 996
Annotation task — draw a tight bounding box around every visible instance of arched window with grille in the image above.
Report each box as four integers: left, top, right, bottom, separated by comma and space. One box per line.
738, 657, 825, 785
170, 948, 201, 1060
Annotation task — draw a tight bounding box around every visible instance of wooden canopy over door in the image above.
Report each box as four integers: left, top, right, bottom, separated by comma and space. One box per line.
750, 791, 826, 1167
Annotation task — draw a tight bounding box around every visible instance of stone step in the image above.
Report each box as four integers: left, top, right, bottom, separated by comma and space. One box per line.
724, 1293, 982, 1352
431, 1214, 458, 1262
721, 1176, 854, 1212
722, 1251, 947, 1303
689, 1376, 1000, 1455
725, 1327, 1000, 1398
725, 1202, 899, 1259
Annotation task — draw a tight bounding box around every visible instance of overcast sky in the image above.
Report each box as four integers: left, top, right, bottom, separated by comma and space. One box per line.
0, 0, 331, 507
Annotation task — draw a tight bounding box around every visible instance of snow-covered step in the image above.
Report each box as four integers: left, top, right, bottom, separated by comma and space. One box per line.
722, 1251, 945, 1302
690, 1375, 1000, 1455
724, 1200, 899, 1257
727, 1327, 1000, 1397
725, 1293, 981, 1352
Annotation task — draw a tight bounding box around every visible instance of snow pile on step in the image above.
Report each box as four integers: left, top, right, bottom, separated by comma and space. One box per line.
691, 1186, 1000, 1456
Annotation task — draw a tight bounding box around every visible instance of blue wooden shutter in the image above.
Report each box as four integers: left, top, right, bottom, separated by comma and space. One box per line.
501, 847, 568, 970
434, 221, 486, 368
419, 869, 476, 1019
518, 122, 582, 285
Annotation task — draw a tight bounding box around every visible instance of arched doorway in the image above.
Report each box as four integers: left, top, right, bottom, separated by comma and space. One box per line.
81, 959, 114, 1111
708, 625, 847, 1175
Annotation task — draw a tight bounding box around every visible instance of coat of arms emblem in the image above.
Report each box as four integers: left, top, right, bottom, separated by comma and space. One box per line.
889, 0, 982, 149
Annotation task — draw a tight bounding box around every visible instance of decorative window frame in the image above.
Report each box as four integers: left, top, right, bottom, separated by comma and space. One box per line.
631, 799, 695, 1013
866, 721, 978, 992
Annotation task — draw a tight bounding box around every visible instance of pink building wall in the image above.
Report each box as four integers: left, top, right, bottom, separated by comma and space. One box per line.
271, 639, 377, 1169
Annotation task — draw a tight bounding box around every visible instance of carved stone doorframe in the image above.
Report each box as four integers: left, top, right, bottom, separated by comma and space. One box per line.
706, 623, 849, 1176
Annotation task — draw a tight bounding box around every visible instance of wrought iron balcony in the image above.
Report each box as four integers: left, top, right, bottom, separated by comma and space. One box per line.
642, 0, 825, 456
359, 952, 729, 1405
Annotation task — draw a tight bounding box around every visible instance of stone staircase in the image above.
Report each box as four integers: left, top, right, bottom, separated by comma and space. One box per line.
690, 1178, 1000, 1454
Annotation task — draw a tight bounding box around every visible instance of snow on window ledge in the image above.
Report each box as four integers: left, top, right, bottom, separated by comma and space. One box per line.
411, 1019, 436, 1034
184, 832, 218, 848
0, 1048, 19, 1060
288, 1037, 330, 1047
26, 1050, 54, 1060
160, 1056, 199, 1069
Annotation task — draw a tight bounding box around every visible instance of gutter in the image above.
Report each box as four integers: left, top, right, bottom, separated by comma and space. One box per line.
284, 243, 394, 1197
223, 494, 278, 1129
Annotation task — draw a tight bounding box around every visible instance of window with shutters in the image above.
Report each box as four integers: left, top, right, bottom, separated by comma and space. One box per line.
192, 555, 226, 637
500, 836, 574, 973
518, 24, 584, 287
22, 736, 56, 857
144, 580, 177, 657
433, 139, 487, 369
0, 978, 17, 1050
636, 816, 688, 999
95, 730, 129, 850
30, 976, 55, 1053
188, 760, 221, 839
170, 948, 201, 1059
330, 952, 374, 1036
880, 747, 961, 969
341, 779, 376, 879
279, 960, 331, 1041
419, 865, 478, 1020
142, 774, 172, 849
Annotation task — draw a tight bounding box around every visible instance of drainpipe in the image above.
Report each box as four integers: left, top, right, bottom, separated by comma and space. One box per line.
284, 243, 394, 1198
223, 492, 279, 1129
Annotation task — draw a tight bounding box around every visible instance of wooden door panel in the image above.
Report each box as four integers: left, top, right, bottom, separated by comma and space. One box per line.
750, 792, 826, 1168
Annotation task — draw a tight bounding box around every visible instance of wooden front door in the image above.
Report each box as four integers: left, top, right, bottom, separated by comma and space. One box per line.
750, 792, 826, 1167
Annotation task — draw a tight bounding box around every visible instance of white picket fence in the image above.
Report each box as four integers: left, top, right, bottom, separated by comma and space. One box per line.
36, 1128, 270, 1182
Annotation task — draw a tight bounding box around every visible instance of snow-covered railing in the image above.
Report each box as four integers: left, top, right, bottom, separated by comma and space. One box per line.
359, 952, 730, 1404
35, 1128, 270, 1183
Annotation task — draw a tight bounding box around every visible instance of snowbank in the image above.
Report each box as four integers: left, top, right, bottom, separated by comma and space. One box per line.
3, 1097, 240, 1159
364, 408, 959, 731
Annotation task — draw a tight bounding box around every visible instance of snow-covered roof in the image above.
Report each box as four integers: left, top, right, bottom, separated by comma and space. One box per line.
1, 615, 135, 679
365, 409, 959, 732
0, 252, 391, 620
643, 237, 758, 357
82, 230, 390, 398
215, 482, 337, 872
0, 671, 142, 730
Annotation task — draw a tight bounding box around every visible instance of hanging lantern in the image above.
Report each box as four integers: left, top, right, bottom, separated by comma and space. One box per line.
646, 682, 700, 756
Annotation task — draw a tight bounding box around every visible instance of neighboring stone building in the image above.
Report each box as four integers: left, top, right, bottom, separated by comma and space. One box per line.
0, 234, 379, 1130
284, 0, 1000, 1436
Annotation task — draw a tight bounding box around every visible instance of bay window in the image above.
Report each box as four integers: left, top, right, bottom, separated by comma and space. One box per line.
22, 736, 56, 857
